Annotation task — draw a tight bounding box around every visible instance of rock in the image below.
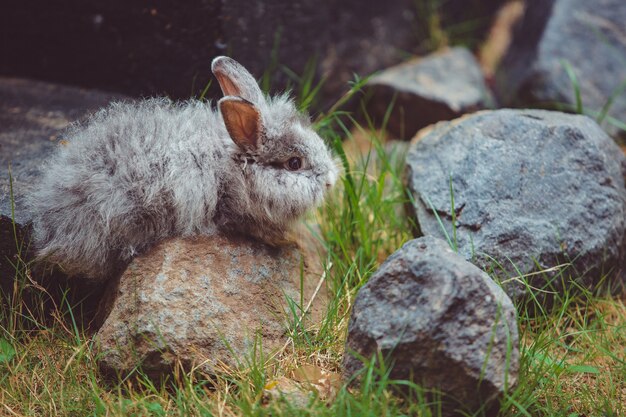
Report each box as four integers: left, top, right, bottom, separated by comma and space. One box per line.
365, 47, 493, 140
262, 376, 313, 408
0, 1, 221, 101
96, 233, 327, 378
496, 0, 626, 139
406, 109, 626, 301
0, 0, 420, 106
1, 1, 506, 109
223, 0, 420, 110
343, 236, 519, 416
0, 78, 126, 283
227, 0, 506, 110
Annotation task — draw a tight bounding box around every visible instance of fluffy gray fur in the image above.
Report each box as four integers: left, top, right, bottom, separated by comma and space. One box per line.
28, 56, 339, 280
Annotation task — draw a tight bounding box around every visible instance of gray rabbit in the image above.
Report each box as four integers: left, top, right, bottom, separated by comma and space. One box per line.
28, 56, 339, 280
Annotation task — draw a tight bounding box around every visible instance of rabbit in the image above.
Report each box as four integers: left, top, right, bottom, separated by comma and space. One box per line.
28, 56, 339, 281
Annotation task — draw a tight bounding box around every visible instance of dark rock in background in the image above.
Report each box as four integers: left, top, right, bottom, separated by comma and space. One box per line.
223, 0, 418, 109
0, 78, 126, 284
97, 234, 327, 378
365, 47, 492, 139
0, 1, 221, 101
1, 1, 506, 109
496, 0, 626, 139
406, 109, 626, 302
344, 236, 519, 416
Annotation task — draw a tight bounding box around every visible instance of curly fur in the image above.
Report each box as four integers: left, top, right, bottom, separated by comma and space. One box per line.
28, 57, 339, 280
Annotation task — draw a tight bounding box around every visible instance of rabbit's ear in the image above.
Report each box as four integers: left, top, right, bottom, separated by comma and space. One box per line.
212, 56, 264, 104
219, 97, 262, 151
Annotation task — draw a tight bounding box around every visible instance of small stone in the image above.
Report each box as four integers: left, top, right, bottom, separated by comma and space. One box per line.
365, 47, 493, 140
95, 232, 327, 378
343, 236, 519, 416
496, 0, 626, 139
406, 109, 626, 301
263, 376, 313, 409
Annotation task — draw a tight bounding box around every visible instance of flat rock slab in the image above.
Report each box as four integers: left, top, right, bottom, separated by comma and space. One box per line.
344, 236, 519, 416
496, 0, 626, 139
366, 47, 493, 140
406, 109, 626, 301
0, 78, 126, 281
96, 233, 327, 378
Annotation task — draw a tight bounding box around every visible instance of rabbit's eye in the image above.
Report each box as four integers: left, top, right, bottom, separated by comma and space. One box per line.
286, 157, 302, 171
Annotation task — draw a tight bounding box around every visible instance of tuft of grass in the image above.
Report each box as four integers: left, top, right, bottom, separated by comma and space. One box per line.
551, 58, 626, 139
561, 60, 584, 115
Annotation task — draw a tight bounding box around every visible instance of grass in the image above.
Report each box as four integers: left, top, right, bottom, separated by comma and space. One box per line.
2, 110, 625, 416
563, 61, 626, 138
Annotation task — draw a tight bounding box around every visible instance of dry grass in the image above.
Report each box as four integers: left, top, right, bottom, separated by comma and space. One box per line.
516, 293, 626, 415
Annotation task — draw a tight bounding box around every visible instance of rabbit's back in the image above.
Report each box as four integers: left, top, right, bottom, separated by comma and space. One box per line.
30, 98, 227, 279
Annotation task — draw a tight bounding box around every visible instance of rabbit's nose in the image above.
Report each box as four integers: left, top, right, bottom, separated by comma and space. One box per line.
326, 167, 338, 188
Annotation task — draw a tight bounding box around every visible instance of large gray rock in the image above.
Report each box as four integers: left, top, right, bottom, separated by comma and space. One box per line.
406, 109, 626, 301
365, 47, 493, 140
96, 233, 327, 378
0, 78, 125, 283
496, 0, 626, 139
344, 236, 519, 416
